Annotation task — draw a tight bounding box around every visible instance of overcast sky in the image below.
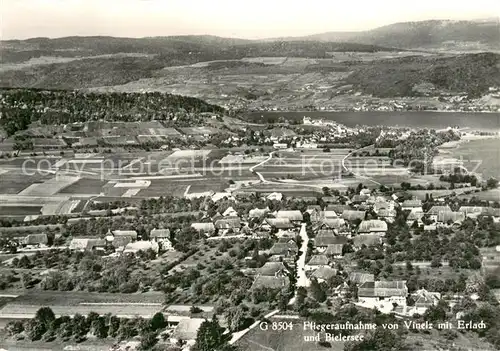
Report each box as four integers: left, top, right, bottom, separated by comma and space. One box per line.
2, 0, 499, 40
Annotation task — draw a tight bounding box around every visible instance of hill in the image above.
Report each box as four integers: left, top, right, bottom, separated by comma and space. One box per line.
346, 52, 500, 98
272, 19, 500, 50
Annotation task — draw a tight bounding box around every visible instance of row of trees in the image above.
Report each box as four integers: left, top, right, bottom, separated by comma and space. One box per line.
6, 307, 168, 350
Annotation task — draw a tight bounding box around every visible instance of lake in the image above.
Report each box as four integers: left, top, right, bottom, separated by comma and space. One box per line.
244, 111, 500, 130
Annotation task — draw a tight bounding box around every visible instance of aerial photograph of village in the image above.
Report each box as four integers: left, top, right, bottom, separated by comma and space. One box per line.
0, 1, 499, 350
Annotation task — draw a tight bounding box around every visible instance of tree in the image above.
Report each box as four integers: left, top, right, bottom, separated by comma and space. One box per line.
310, 279, 327, 303
90, 317, 107, 338
25, 319, 45, 341
192, 316, 228, 351
72, 313, 88, 342
35, 307, 55, 331
150, 312, 166, 331
487, 177, 499, 189
424, 300, 449, 323
138, 331, 158, 350
225, 306, 245, 332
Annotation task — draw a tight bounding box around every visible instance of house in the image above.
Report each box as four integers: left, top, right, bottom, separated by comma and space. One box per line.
458, 206, 486, 219
149, 229, 173, 251
427, 206, 452, 221
411, 289, 441, 314
276, 210, 303, 222
321, 218, 347, 232
170, 318, 206, 344
314, 231, 348, 250
350, 194, 369, 205
321, 210, 338, 219
269, 240, 298, 258
322, 196, 339, 204
423, 225, 437, 232
358, 280, 408, 307
311, 266, 337, 283
273, 143, 288, 149
111, 230, 138, 241
480, 246, 500, 274
123, 241, 159, 255
264, 218, 294, 230
436, 211, 465, 226
377, 209, 397, 223
222, 206, 238, 217
342, 210, 366, 222
327, 204, 350, 215
24, 234, 48, 248
306, 206, 322, 223
305, 255, 330, 271
358, 220, 388, 235
324, 244, 344, 258
251, 275, 290, 290
266, 192, 283, 201
353, 234, 382, 248
191, 222, 216, 234
249, 207, 270, 219
69, 238, 106, 252
214, 217, 241, 234
349, 272, 375, 285
406, 211, 424, 227
109, 235, 132, 250
401, 199, 423, 212
258, 262, 289, 277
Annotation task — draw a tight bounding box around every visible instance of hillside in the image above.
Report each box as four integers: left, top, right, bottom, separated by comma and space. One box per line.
275, 19, 500, 50
346, 52, 500, 98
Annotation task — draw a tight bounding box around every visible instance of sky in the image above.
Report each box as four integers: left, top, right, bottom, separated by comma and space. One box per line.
1, 0, 499, 40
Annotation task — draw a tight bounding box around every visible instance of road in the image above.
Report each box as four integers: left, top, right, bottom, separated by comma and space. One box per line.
289, 223, 310, 306
341, 144, 382, 186
249, 151, 275, 183
229, 309, 280, 345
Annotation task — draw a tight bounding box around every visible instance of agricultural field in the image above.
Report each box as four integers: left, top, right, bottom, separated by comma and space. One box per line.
58, 178, 108, 195
236, 317, 343, 351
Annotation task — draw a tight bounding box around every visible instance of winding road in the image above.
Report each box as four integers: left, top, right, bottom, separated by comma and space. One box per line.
249, 151, 275, 183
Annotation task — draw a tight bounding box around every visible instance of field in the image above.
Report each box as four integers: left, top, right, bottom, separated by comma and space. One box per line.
236, 317, 344, 351
0, 206, 42, 216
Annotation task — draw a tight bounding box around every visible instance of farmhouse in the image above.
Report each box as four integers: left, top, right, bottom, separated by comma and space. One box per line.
110, 236, 132, 250
273, 143, 288, 149
149, 229, 173, 251
276, 210, 303, 222
249, 207, 270, 219
358, 280, 408, 306
322, 196, 339, 204
321, 210, 338, 219
69, 238, 106, 252
305, 255, 330, 271
377, 209, 397, 223
427, 205, 452, 221
111, 230, 138, 241
311, 266, 337, 283
353, 234, 383, 248
251, 275, 290, 290
324, 244, 345, 258
458, 206, 487, 218
436, 211, 465, 226
411, 289, 441, 314
170, 318, 206, 344
123, 241, 159, 255
258, 262, 289, 277
214, 217, 241, 234
321, 218, 347, 232
401, 199, 423, 211
269, 240, 298, 258
264, 218, 294, 230
191, 222, 216, 234
23, 234, 48, 248
358, 220, 388, 235
349, 272, 375, 285
406, 211, 424, 227
222, 206, 238, 217
342, 210, 366, 222
350, 194, 369, 205
314, 230, 349, 250
266, 192, 283, 201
